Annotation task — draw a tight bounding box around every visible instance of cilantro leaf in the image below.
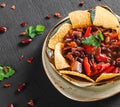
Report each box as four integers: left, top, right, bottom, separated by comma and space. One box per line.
82, 35, 100, 48
96, 31, 104, 41
25, 26, 36, 38
0, 65, 15, 81
25, 25, 45, 39
35, 25, 45, 35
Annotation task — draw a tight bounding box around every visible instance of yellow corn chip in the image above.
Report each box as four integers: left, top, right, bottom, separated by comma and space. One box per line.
54, 43, 70, 69
48, 23, 72, 50
59, 70, 94, 82
69, 10, 92, 28
93, 6, 119, 29
96, 73, 120, 82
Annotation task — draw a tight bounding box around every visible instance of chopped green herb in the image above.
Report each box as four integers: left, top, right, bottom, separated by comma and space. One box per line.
35, 25, 45, 35
82, 35, 100, 48
96, 31, 104, 41
0, 65, 15, 81
25, 25, 45, 38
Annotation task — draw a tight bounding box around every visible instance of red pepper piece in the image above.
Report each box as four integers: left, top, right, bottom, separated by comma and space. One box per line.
84, 27, 91, 37
83, 57, 91, 76
84, 45, 95, 54
96, 48, 108, 62
96, 63, 110, 72
113, 67, 119, 73
103, 66, 115, 73
96, 54, 108, 62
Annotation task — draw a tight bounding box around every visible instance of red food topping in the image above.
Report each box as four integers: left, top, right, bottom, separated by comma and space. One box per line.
21, 22, 27, 27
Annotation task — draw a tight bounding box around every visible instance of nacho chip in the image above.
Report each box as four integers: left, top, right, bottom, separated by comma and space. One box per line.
62, 74, 94, 87
59, 70, 94, 82
54, 43, 70, 69
69, 10, 92, 28
48, 23, 72, 50
93, 6, 119, 29
96, 73, 120, 82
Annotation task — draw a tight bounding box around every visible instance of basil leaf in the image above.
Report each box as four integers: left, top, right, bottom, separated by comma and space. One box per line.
90, 10, 95, 23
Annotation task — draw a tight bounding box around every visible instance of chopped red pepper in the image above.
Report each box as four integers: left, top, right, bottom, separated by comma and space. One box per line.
84, 45, 95, 54
113, 67, 119, 73
96, 63, 110, 72
83, 57, 91, 76
103, 66, 115, 73
96, 53, 108, 62
84, 27, 91, 37
96, 48, 108, 62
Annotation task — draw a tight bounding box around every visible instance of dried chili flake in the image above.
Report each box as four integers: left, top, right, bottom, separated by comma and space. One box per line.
20, 31, 27, 36
3, 83, 11, 88
79, 1, 84, 6
27, 57, 34, 63
0, 3, 6, 8
45, 14, 52, 19
17, 82, 26, 92
27, 100, 35, 106
7, 104, 14, 107
11, 5, 16, 10
54, 12, 62, 18
19, 55, 24, 61
21, 22, 27, 27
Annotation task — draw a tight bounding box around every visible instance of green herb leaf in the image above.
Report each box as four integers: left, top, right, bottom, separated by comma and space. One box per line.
25, 25, 45, 39
26, 26, 36, 38
0, 65, 15, 81
96, 31, 104, 41
35, 25, 45, 35
82, 35, 100, 47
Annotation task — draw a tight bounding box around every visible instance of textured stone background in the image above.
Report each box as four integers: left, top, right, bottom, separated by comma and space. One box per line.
0, 0, 120, 107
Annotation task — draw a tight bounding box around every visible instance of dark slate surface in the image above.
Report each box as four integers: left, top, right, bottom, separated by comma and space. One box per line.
0, 0, 120, 107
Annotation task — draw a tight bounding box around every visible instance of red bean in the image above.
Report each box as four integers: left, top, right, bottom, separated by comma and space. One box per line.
21, 38, 32, 44
0, 26, 7, 33
7, 104, 14, 107
21, 22, 27, 27
17, 82, 26, 92
27, 57, 34, 63
27, 100, 34, 106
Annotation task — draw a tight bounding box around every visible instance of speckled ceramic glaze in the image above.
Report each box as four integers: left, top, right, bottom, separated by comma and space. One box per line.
42, 6, 120, 101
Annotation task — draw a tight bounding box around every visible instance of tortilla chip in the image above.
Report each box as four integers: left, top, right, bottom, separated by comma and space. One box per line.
96, 73, 120, 82
62, 74, 94, 87
54, 43, 70, 69
93, 6, 119, 29
59, 70, 94, 82
48, 23, 72, 50
69, 10, 92, 28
